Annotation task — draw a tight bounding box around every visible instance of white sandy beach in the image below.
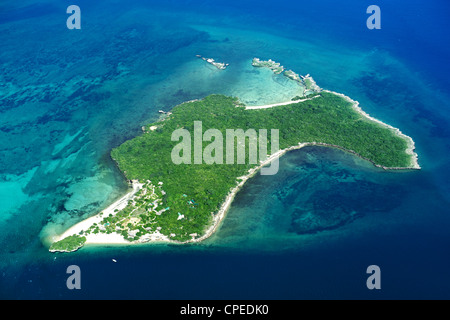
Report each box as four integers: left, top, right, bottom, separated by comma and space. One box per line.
245, 95, 320, 109
52, 180, 145, 245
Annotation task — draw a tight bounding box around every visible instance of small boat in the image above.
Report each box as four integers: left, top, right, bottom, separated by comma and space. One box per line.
112, 259, 117, 263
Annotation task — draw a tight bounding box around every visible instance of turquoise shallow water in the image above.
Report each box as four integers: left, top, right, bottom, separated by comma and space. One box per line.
1, 0, 450, 299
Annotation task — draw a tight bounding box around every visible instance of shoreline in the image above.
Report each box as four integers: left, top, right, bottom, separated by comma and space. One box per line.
323, 90, 421, 170
245, 95, 320, 109
182, 138, 421, 245
50, 89, 421, 249
186, 142, 315, 244
50, 180, 147, 247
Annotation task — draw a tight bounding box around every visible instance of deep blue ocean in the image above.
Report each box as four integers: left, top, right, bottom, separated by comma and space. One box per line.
1, 0, 450, 299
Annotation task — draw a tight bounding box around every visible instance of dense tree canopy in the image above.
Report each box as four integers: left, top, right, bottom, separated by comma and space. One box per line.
107, 92, 411, 241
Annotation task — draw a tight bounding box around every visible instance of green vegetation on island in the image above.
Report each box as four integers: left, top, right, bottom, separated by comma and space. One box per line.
83, 180, 172, 241
49, 235, 86, 253
106, 92, 412, 243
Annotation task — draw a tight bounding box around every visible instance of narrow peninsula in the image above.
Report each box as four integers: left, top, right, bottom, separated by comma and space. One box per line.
49, 58, 420, 252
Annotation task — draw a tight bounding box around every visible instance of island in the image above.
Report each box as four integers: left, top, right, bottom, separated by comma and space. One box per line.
196, 55, 229, 70
252, 57, 285, 74
253, 58, 320, 96
49, 58, 420, 252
